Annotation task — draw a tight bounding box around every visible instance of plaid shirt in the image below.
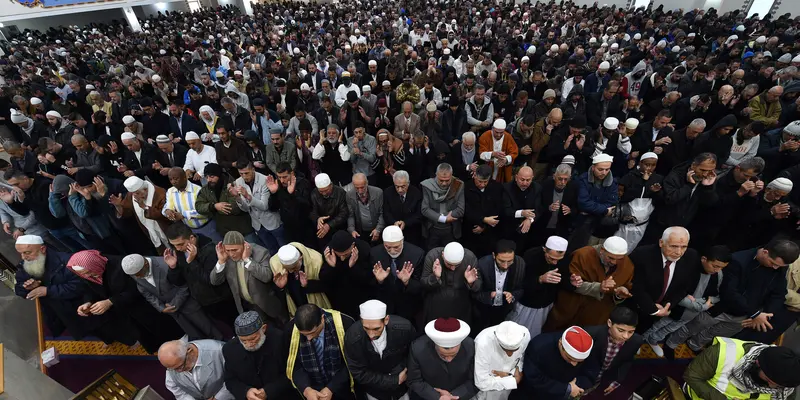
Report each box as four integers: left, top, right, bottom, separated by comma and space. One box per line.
597, 335, 623, 392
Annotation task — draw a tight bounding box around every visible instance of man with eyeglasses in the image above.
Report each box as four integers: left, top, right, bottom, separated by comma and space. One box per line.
159, 338, 234, 400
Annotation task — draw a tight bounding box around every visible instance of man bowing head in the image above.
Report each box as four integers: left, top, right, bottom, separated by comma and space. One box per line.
408, 318, 477, 400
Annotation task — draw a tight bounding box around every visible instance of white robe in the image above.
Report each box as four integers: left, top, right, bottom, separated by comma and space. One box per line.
473, 325, 531, 400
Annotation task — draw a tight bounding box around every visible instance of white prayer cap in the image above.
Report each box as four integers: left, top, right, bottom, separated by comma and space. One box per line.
793, 55, 800, 63
382, 225, 404, 242
589, 37, 597, 44
425, 318, 470, 348
293, 47, 301, 55
443, 242, 464, 264
299, 83, 310, 92
359, 299, 387, 320
16, 235, 44, 245
124, 176, 146, 192
757, 36, 768, 44
46, 110, 62, 119
85, 84, 96, 90
426, 102, 437, 112
592, 154, 614, 164
152, 74, 162, 83
657, 40, 667, 48
382, 80, 391, 87
603, 117, 619, 130
30, 97, 42, 105
362, 85, 371, 92
121, 254, 145, 275
778, 54, 792, 63
561, 155, 575, 165
315, 173, 332, 189
368, 60, 377, 66
234, 70, 243, 76
610, 43, 619, 49
602, 236, 628, 255
341, 71, 351, 77
687, 32, 696, 38
345, 44, 351, 50
768, 177, 793, 192
443, 48, 451, 55
521, 56, 530, 62
633, 33, 642, 40
159, 49, 167, 55
545, 236, 568, 252
277, 245, 301, 265
550, 44, 559, 53
527, 46, 536, 55
735, 25, 745, 32
562, 326, 593, 360
122, 115, 136, 125
185, 131, 200, 141
625, 118, 639, 130
672, 46, 681, 53
495, 321, 528, 350
155, 135, 171, 144
120, 132, 136, 141
219, 49, 226, 54
493, 119, 507, 130
598, 61, 610, 71
640, 152, 658, 161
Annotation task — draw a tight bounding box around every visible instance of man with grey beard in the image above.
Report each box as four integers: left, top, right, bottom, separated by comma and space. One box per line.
221, 311, 296, 400
13, 235, 106, 340
368, 226, 425, 322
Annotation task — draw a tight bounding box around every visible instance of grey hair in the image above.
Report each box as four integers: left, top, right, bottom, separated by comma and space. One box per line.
744, 83, 760, 94
779, 66, 798, 75
159, 339, 188, 361
393, 170, 410, 183
402, 101, 413, 109
738, 156, 765, 173
661, 226, 690, 242
352, 173, 367, 184
474, 84, 486, 91
12, 95, 25, 103
220, 97, 235, 105
689, 118, 706, 130
554, 164, 573, 176
462, 131, 476, 141
436, 163, 453, 175
71, 134, 87, 144
3, 140, 21, 152
326, 124, 340, 132
321, 79, 330, 85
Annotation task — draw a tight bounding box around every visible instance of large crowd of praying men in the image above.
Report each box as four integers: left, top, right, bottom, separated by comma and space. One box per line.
4, 0, 800, 399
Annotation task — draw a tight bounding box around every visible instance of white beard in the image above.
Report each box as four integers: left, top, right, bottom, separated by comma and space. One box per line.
388, 244, 404, 259
240, 333, 266, 352
23, 254, 47, 279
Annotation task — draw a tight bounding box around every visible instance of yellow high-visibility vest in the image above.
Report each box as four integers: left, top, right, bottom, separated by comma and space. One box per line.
687, 337, 771, 400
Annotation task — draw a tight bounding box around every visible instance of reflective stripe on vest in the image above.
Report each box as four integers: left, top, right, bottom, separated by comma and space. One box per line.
688, 337, 771, 400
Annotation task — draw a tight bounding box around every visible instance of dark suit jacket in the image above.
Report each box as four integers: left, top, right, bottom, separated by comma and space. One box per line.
448, 146, 481, 182
303, 71, 326, 92
473, 254, 525, 313
585, 93, 623, 130
631, 122, 674, 154
168, 112, 199, 140
376, 92, 399, 112
222, 326, 298, 400
629, 244, 701, 316
312, 106, 342, 129
382, 185, 423, 242
142, 112, 171, 142
122, 141, 161, 182
156, 143, 189, 169
584, 325, 644, 384
535, 177, 578, 235
269, 91, 299, 116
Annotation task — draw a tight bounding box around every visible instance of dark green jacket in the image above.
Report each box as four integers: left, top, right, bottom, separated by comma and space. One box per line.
196, 178, 255, 236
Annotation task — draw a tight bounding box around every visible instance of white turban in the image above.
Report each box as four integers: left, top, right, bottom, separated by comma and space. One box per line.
315, 173, 332, 189
277, 245, 301, 265
123, 176, 146, 192
16, 235, 44, 245
603, 236, 628, 255
495, 321, 528, 350
382, 226, 404, 242
359, 299, 387, 320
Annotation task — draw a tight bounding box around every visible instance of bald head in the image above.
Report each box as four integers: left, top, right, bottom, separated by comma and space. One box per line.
515, 166, 534, 191
548, 108, 563, 124
158, 340, 190, 371
767, 86, 784, 102
732, 69, 745, 79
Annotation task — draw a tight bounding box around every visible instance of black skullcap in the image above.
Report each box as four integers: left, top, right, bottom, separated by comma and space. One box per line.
139, 97, 153, 107
299, 119, 312, 131
749, 121, 766, 134
253, 98, 265, 107
75, 169, 97, 187
347, 91, 359, 102
329, 230, 355, 252
204, 163, 223, 177
570, 116, 587, 129
757, 347, 800, 388
234, 311, 264, 336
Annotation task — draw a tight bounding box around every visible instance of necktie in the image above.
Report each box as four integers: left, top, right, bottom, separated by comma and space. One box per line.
313, 337, 326, 376
168, 152, 174, 166
390, 259, 397, 275
401, 195, 405, 203
656, 260, 673, 304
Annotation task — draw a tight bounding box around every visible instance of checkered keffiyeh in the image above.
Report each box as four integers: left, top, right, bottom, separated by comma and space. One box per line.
66, 250, 109, 285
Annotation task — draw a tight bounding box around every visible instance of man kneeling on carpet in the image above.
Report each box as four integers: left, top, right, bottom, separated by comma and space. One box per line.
684, 337, 800, 400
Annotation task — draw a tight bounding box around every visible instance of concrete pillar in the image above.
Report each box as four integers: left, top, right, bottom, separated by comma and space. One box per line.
122, 6, 142, 32
703, 0, 723, 10
240, 0, 253, 16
